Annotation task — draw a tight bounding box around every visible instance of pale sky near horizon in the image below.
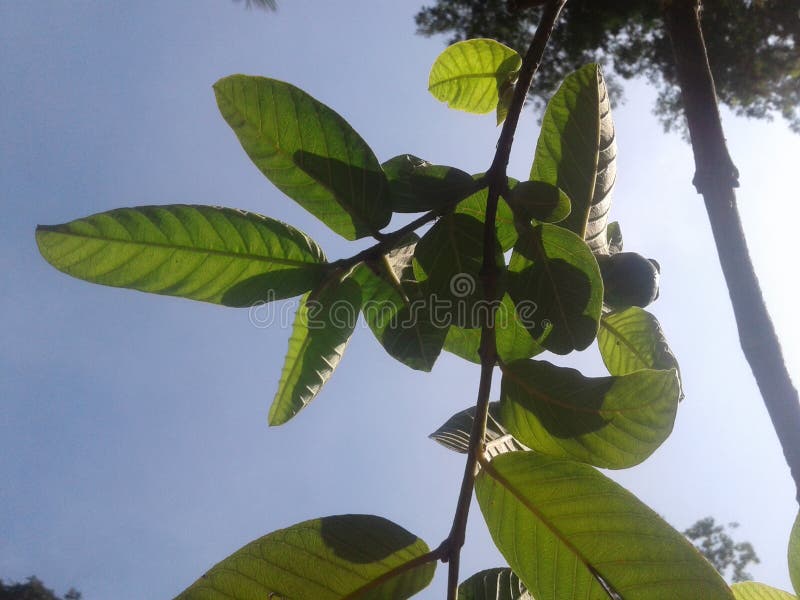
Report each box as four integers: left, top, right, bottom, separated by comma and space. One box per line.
2, 2, 799, 598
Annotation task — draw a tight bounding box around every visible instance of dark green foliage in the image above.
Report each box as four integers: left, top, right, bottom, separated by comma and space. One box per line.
415, 0, 800, 133
684, 517, 761, 583
0, 577, 80, 600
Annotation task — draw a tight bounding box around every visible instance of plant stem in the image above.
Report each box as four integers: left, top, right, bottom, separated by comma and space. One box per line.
663, 0, 800, 503
442, 2, 567, 598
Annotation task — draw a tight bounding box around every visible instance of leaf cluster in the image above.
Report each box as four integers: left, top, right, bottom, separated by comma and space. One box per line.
33, 34, 798, 600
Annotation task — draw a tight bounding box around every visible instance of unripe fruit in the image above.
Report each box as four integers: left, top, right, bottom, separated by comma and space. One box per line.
596, 252, 660, 308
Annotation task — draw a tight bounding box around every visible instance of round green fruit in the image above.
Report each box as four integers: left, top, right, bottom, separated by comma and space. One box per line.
596, 252, 660, 308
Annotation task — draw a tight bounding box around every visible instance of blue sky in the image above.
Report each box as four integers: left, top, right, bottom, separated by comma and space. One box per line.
2, 1, 799, 598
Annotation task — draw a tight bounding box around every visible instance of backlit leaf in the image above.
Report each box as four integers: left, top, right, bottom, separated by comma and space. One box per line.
429, 39, 522, 115
443, 294, 545, 364
500, 359, 680, 468
458, 568, 532, 600
598, 307, 683, 398
476, 452, 735, 600
790, 511, 800, 596
530, 64, 616, 254
353, 238, 446, 371
455, 177, 517, 251
214, 75, 390, 240
269, 274, 361, 425
731, 582, 797, 600
176, 514, 436, 599
36, 205, 326, 307
507, 223, 603, 354
413, 212, 486, 325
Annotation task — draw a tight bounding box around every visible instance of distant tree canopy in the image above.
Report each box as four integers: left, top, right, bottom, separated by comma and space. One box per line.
415, 0, 800, 133
683, 517, 760, 583
0, 577, 80, 600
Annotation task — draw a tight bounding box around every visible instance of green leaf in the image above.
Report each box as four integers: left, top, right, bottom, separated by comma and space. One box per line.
443, 294, 545, 364
353, 238, 446, 371
530, 64, 616, 254
458, 568, 532, 600
269, 274, 362, 425
428, 39, 522, 115
379, 305, 448, 372
176, 514, 436, 599
475, 452, 735, 600
500, 359, 680, 468
506, 180, 571, 224
36, 205, 326, 307
598, 307, 683, 398
430, 402, 528, 458
455, 178, 518, 251
382, 154, 476, 213
413, 212, 487, 325
507, 223, 603, 354
731, 582, 797, 600
214, 75, 390, 240
790, 512, 800, 596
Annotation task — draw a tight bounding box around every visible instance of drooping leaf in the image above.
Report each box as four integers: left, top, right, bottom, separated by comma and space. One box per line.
598, 307, 683, 398
458, 568, 532, 600
36, 205, 327, 307
507, 223, 603, 354
430, 401, 528, 458
382, 154, 476, 213
353, 238, 446, 371
476, 452, 735, 600
506, 180, 571, 224
530, 64, 616, 254
731, 582, 797, 600
428, 39, 522, 115
443, 293, 545, 364
214, 75, 390, 240
500, 359, 680, 468
790, 512, 800, 596
269, 275, 362, 425
455, 177, 517, 251
176, 514, 436, 599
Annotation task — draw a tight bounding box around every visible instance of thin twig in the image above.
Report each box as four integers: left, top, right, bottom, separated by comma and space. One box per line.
662, 0, 800, 502
441, 2, 567, 598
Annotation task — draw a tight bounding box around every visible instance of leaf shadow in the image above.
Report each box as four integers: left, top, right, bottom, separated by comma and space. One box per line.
220, 265, 326, 307
293, 150, 389, 235
320, 515, 418, 564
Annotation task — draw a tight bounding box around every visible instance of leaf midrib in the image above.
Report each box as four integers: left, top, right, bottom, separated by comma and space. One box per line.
599, 316, 650, 372
37, 226, 322, 269
479, 457, 621, 599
